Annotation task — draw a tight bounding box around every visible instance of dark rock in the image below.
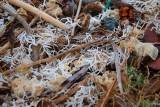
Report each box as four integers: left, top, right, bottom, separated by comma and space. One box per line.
101, 17, 118, 31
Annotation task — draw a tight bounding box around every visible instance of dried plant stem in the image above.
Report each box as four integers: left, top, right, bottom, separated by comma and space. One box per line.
8, 0, 66, 29
100, 79, 116, 107
0, 3, 31, 34
71, 0, 82, 36
16, 39, 110, 71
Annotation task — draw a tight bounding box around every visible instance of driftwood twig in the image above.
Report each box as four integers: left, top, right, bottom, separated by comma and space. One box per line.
8, 0, 66, 29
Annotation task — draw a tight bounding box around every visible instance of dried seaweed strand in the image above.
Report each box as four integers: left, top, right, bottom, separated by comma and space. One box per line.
8, 0, 66, 29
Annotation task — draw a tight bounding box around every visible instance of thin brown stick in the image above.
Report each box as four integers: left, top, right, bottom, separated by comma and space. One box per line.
15, 38, 110, 72
8, 0, 66, 29
100, 79, 117, 107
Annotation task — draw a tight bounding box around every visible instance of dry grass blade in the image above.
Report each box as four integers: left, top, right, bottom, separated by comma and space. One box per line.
8, 0, 66, 29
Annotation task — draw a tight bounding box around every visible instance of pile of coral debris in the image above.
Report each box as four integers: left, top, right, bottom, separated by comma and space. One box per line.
0, 0, 160, 106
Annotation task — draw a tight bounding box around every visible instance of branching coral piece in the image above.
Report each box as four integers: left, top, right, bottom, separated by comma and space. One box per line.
8, 0, 66, 29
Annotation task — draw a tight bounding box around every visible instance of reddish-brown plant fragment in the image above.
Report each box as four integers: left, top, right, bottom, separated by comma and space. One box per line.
119, 3, 134, 22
